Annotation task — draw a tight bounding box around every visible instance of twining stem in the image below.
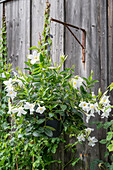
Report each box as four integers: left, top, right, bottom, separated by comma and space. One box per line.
32, 155, 35, 170
14, 147, 19, 170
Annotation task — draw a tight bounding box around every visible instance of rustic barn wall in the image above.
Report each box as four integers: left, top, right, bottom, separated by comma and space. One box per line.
0, 0, 112, 169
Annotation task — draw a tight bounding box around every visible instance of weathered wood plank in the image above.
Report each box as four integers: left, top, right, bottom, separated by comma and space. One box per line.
0, 3, 3, 34
64, 0, 108, 169
5, 0, 30, 70
98, 0, 108, 163
65, 0, 82, 76
50, 0, 64, 66
31, 0, 46, 48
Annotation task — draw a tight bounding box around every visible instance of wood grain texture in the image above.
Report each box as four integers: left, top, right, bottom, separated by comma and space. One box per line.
0, 3, 3, 35
31, 0, 46, 47
50, 0, 64, 66
5, 0, 30, 71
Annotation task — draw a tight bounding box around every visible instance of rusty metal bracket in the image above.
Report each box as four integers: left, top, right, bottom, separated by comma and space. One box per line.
51, 18, 86, 65
0, 0, 7, 3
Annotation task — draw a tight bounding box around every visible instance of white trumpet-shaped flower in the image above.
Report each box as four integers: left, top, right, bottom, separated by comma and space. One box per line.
79, 101, 89, 113
85, 128, 94, 135
4, 78, 13, 91
100, 95, 110, 106
36, 106, 46, 114
28, 51, 40, 64
6, 89, 17, 100
101, 107, 111, 118
88, 136, 98, 147
73, 76, 83, 89
24, 102, 35, 115
77, 133, 85, 142
11, 106, 27, 117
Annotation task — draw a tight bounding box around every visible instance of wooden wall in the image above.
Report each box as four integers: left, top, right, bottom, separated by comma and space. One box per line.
0, 0, 113, 169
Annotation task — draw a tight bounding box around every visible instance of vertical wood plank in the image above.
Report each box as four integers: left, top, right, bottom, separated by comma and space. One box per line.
64, 0, 108, 169
108, 0, 113, 162
31, 0, 46, 48
98, 0, 108, 163
65, 0, 82, 76
50, 0, 64, 66
0, 3, 3, 34
5, 0, 30, 71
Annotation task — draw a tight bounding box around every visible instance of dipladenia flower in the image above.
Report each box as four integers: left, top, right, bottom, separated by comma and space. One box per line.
28, 51, 40, 64
73, 76, 83, 89
79, 101, 89, 113
12, 106, 27, 117
85, 128, 94, 135
89, 102, 99, 116
77, 134, 85, 142
24, 102, 35, 115
101, 107, 111, 118
6, 89, 17, 100
36, 106, 46, 114
4, 78, 13, 91
88, 136, 98, 147
99, 95, 110, 106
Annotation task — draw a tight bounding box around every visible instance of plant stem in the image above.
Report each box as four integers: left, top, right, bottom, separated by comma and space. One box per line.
32, 155, 34, 170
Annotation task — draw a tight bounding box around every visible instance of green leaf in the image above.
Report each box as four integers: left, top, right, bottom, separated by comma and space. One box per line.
106, 132, 113, 141
33, 132, 39, 137
99, 139, 107, 144
72, 158, 80, 166
44, 128, 53, 137
45, 126, 56, 131
107, 142, 113, 152
37, 119, 45, 124
60, 104, 67, 111
51, 144, 58, 153
104, 151, 109, 158
29, 46, 38, 50
88, 70, 93, 81
39, 53, 44, 62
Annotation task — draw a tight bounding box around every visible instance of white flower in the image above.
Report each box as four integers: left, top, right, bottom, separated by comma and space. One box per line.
17, 106, 27, 117
100, 95, 110, 106
28, 51, 40, 64
11, 106, 27, 117
73, 76, 83, 89
4, 78, 13, 86
79, 101, 89, 113
85, 128, 94, 135
89, 103, 98, 116
77, 133, 85, 142
36, 106, 46, 114
24, 102, 35, 115
6, 89, 17, 100
88, 136, 98, 147
101, 107, 111, 118
86, 114, 92, 123
4, 78, 13, 91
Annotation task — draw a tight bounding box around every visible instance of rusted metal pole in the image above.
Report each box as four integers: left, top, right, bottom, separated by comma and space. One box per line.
66, 25, 85, 49
51, 17, 86, 66
51, 18, 86, 32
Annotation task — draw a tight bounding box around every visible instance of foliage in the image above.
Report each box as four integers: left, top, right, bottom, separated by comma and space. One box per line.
90, 83, 113, 169
1, 1, 113, 170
